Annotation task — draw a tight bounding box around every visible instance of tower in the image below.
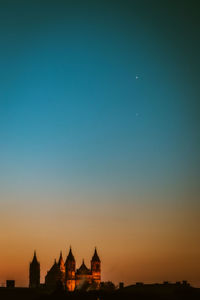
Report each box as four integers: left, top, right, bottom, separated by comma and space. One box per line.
65, 247, 76, 291
58, 251, 65, 273
91, 248, 101, 287
58, 251, 65, 285
29, 251, 40, 288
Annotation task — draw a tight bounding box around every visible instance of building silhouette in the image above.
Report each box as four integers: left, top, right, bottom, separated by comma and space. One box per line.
29, 247, 101, 291
65, 247, 76, 291
29, 251, 40, 288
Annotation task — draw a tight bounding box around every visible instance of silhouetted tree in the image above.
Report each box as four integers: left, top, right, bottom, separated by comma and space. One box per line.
100, 281, 116, 291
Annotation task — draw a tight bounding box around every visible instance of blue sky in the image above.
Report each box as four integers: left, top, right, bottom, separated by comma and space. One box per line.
1, 0, 199, 197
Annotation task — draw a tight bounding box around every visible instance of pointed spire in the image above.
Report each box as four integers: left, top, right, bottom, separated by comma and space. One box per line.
69, 245, 73, 255
77, 259, 90, 274
58, 250, 65, 272
53, 258, 57, 266
48, 259, 59, 272
31, 250, 39, 264
58, 251, 63, 264
80, 258, 87, 269
65, 246, 75, 264
92, 247, 100, 262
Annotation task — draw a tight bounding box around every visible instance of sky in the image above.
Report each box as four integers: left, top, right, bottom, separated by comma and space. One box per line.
0, 0, 200, 287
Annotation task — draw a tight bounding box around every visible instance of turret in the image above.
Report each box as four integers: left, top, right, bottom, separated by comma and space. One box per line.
91, 248, 101, 286
65, 247, 76, 291
58, 251, 65, 273
29, 251, 40, 288
58, 251, 65, 285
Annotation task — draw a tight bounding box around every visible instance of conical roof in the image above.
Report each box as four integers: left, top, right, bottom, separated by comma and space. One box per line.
31, 250, 39, 264
51, 259, 58, 269
65, 247, 75, 264
50, 259, 58, 271
58, 251, 65, 272
91, 248, 100, 262
58, 251, 64, 265
76, 259, 91, 275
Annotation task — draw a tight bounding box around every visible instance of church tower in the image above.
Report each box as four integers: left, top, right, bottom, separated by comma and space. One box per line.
58, 251, 65, 273
91, 248, 101, 287
65, 247, 76, 291
58, 251, 65, 286
29, 251, 40, 288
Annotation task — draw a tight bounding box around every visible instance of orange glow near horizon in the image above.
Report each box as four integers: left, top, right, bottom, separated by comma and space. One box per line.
0, 197, 200, 288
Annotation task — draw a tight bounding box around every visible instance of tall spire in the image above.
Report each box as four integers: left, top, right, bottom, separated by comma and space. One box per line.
92, 247, 100, 262
58, 251, 63, 264
31, 250, 39, 264
58, 251, 65, 272
65, 246, 75, 264
29, 250, 40, 288
65, 246, 76, 291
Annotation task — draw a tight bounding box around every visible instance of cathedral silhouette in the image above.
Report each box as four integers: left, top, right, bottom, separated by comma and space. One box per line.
29, 247, 101, 291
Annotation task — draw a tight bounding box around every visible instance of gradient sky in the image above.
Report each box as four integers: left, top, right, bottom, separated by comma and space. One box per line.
0, 0, 200, 287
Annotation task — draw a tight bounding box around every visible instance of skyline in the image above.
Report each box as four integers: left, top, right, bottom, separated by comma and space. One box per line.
0, 0, 200, 288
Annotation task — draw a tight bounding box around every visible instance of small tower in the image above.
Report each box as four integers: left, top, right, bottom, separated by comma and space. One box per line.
58, 251, 65, 273
58, 251, 65, 285
91, 248, 101, 287
65, 247, 76, 291
29, 251, 40, 288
